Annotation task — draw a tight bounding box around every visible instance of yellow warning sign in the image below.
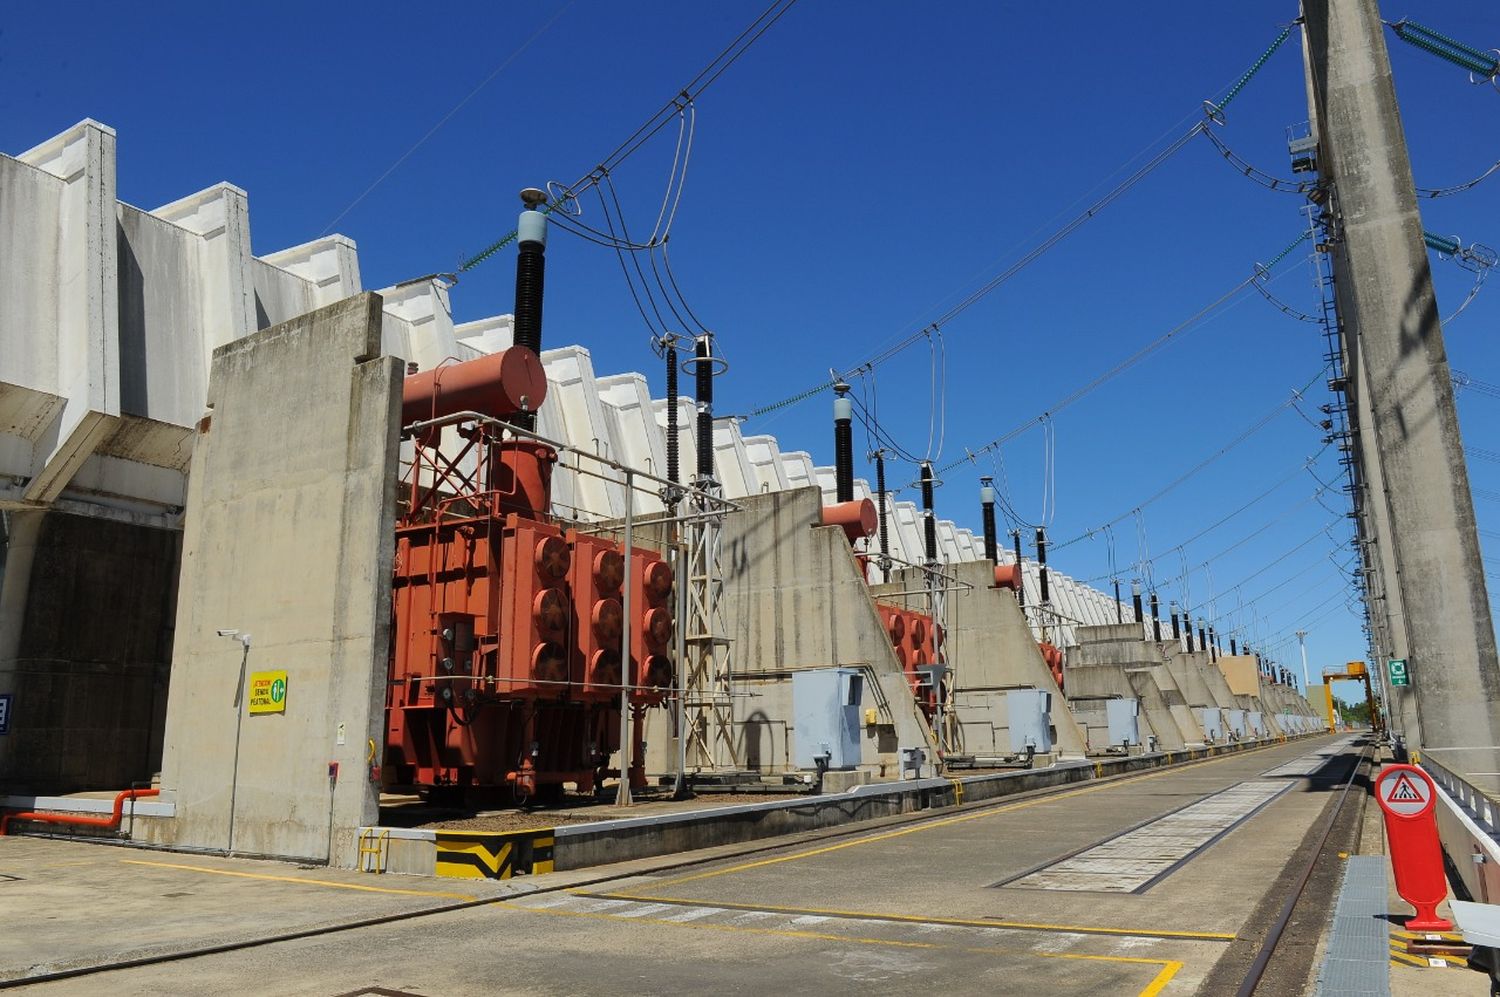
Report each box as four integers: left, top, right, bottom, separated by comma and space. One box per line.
247, 670, 288, 715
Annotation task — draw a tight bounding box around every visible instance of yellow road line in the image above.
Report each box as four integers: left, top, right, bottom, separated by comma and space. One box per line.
505, 902, 1184, 996
121, 859, 476, 900
1139, 960, 1185, 997
587, 891, 1237, 942
646, 738, 1302, 890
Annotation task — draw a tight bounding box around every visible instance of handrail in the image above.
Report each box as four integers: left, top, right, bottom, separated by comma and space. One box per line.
1422, 754, 1500, 834
0, 788, 160, 836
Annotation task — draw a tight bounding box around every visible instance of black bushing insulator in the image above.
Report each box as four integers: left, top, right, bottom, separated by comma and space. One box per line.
1036, 527, 1049, 604
1013, 532, 1025, 607
875, 452, 890, 581
695, 338, 714, 480
981, 502, 998, 565
514, 244, 545, 356
834, 419, 854, 503
665, 342, 679, 486
920, 463, 937, 562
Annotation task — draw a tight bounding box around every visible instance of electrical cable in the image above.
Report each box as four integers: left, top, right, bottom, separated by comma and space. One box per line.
1453, 370, 1500, 399
751, 121, 1208, 417
1443, 265, 1490, 325
1051, 368, 1329, 551
592, 184, 661, 336
603, 173, 672, 334
456, 0, 799, 273
1084, 454, 1331, 585
660, 237, 711, 334
1210, 518, 1342, 599
318, 1, 574, 237
1200, 126, 1319, 195
748, 26, 1300, 421
936, 270, 1275, 478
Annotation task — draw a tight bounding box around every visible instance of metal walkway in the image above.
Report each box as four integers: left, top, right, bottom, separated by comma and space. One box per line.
1316, 854, 1391, 996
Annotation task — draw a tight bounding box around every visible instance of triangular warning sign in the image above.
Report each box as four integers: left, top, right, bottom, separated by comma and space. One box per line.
1389, 773, 1423, 802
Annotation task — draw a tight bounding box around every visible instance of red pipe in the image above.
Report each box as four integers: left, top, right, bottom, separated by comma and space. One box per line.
0, 788, 159, 836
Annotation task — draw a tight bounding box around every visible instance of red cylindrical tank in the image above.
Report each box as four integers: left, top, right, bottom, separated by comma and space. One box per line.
821, 499, 878, 542
401, 348, 549, 426
492, 441, 557, 519
883, 609, 905, 643
993, 563, 1022, 591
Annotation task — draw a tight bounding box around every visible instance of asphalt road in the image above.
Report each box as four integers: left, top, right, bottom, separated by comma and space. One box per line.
1, 735, 1362, 996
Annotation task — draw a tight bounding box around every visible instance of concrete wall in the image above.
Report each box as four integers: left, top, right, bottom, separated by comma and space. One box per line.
154, 294, 400, 867
680, 486, 937, 776
1069, 624, 1208, 750
872, 560, 1087, 760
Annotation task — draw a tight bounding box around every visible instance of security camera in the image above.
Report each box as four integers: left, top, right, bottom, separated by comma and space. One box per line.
216, 629, 239, 638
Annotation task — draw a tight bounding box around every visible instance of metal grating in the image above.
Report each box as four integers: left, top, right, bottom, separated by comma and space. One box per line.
1316, 855, 1391, 996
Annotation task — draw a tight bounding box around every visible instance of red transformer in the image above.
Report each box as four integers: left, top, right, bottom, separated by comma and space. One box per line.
876, 602, 943, 718
384, 350, 674, 803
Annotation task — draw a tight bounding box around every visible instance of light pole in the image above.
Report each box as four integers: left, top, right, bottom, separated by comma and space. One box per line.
217, 628, 252, 853
1295, 630, 1310, 692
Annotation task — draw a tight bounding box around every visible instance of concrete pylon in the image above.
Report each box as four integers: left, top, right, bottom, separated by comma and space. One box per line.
1303, 0, 1500, 777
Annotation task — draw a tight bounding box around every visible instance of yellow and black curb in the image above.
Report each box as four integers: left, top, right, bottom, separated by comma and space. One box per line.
1389, 927, 1470, 970
435, 828, 556, 880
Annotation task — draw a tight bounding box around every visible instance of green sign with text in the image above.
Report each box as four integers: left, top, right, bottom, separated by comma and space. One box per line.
1388, 658, 1409, 687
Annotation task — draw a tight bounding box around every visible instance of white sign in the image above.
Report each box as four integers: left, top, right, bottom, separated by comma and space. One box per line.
1377, 767, 1433, 817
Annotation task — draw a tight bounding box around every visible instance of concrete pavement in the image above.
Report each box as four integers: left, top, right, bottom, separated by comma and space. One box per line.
1, 735, 1371, 995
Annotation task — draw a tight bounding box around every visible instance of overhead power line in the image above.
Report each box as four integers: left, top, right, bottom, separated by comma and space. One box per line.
455, 0, 800, 274
1452, 370, 1500, 399
934, 248, 1308, 481
749, 27, 1298, 419
1089, 456, 1332, 586
318, 1, 575, 237
1051, 368, 1329, 552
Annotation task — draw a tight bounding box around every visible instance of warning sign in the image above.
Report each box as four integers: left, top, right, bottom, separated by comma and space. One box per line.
247, 670, 288, 716
1377, 765, 1434, 818
1374, 763, 1451, 930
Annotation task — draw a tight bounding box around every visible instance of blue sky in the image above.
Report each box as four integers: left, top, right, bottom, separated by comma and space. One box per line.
5, 1, 1498, 698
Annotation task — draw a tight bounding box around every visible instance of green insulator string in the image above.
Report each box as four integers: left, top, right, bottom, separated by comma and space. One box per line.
1210, 24, 1295, 119
456, 203, 560, 274
1391, 19, 1499, 79
1262, 230, 1312, 272
1425, 231, 1461, 256
749, 378, 837, 418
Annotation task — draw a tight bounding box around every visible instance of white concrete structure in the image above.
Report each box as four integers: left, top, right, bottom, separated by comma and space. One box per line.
2, 118, 1252, 796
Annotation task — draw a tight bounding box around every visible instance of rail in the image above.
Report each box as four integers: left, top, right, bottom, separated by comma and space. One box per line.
1234, 740, 1371, 996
